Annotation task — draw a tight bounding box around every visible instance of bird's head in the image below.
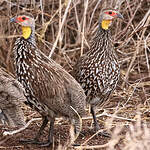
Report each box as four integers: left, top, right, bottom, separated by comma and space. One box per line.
10, 14, 35, 39
99, 8, 123, 30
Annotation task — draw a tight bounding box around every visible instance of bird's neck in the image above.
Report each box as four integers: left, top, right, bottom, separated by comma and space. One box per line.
101, 20, 112, 30
22, 26, 36, 45
89, 25, 113, 55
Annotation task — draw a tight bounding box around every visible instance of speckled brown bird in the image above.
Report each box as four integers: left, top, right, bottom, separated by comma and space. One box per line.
0, 67, 26, 127
11, 13, 86, 146
72, 8, 123, 132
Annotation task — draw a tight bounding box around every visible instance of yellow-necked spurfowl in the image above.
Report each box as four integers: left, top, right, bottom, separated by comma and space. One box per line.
11, 13, 86, 146
0, 67, 25, 127
72, 8, 123, 133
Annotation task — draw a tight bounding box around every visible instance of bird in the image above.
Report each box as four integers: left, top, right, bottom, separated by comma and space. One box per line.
71, 8, 123, 133
0, 67, 26, 127
10, 13, 86, 146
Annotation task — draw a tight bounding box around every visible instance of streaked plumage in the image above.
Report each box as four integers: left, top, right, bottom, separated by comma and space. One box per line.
11, 13, 86, 146
0, 67, 25, 127
72, 8, 123, 131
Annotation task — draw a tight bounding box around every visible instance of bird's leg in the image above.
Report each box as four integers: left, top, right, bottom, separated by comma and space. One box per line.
90, 106, 100, 131
20, 116, 48, 144
37, 118, 55, 147
90, 106, 111, 137
71, 119, 81, 146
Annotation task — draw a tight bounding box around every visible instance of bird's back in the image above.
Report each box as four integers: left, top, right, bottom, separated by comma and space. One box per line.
13, 38, 86, 119
0, 68, 26, 127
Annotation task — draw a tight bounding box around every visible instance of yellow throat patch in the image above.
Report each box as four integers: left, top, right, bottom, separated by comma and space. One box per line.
101, 20, 112, 30
22, 26, 32, 39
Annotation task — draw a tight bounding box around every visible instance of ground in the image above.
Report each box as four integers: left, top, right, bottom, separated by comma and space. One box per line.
0, 0, 150, 150
1, 90, 150, 150
0, 110, 110, 150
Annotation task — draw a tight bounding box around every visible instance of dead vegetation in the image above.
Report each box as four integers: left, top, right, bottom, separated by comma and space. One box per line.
0, 0, 150, 149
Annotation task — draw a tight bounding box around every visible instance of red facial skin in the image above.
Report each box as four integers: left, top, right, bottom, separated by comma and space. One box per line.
16, 16, 29, 23
105, 11, 117, 17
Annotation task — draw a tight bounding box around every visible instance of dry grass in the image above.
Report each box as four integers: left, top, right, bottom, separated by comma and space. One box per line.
0, 0, 150, 149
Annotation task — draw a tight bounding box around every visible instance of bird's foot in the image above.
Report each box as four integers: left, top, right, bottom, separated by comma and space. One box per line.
94, 123, 111, 138
35, 141, 53, 147
72, 143, 80, 146
20, 139, 52, 147
96, 130, 111, 137
19, 138, 40, 144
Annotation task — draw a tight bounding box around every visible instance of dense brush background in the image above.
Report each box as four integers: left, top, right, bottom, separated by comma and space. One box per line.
0, 0, 150, 149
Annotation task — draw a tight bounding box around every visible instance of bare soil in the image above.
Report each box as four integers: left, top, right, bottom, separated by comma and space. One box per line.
1, 91, 150, 150
0, 0, 150, 150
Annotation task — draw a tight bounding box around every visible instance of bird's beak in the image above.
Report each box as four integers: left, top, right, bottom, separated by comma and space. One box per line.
10, 17, 17, 23
116, 12, 124, 20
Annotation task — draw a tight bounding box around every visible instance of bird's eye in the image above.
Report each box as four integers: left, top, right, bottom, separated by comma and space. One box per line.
108, 11, 112, 15
22, 17, 26, 20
